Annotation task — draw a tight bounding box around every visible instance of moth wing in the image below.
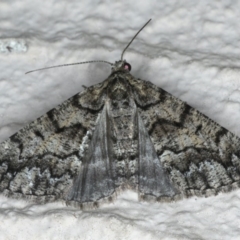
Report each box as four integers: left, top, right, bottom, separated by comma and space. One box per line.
66, 104, 117, 208
0, 82, 107, 203
132, 77, 240, 198
137, 112, 178, 200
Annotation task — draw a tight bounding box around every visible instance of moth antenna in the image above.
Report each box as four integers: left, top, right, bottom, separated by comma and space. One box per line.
121, 19, 151, 61
25, 60, 113, 74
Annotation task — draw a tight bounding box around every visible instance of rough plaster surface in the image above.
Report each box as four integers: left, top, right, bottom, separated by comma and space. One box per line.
1, 1, 240, 239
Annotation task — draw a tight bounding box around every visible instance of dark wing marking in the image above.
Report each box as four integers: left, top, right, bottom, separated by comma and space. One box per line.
133, 77, 240, 198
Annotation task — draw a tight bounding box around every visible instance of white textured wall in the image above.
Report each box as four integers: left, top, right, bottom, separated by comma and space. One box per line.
0, 1, 240, 239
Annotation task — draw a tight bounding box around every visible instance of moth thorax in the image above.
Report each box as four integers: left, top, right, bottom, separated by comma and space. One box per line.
110, 88, 128, 101
108, 79, 129, 101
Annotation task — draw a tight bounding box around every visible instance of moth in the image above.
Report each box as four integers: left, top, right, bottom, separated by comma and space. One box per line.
1, 19, 240, 209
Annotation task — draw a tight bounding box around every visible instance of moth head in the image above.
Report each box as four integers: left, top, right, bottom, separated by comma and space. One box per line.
111, 60, 132, 73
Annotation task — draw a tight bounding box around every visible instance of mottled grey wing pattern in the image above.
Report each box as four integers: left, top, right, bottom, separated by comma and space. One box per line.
133, 77, 240, 199
67, 104, 117, 208
0, 80, 108, 203
137, 112, 177, 200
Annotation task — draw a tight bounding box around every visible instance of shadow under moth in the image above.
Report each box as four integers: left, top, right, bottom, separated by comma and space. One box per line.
1, 19, 240, 209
